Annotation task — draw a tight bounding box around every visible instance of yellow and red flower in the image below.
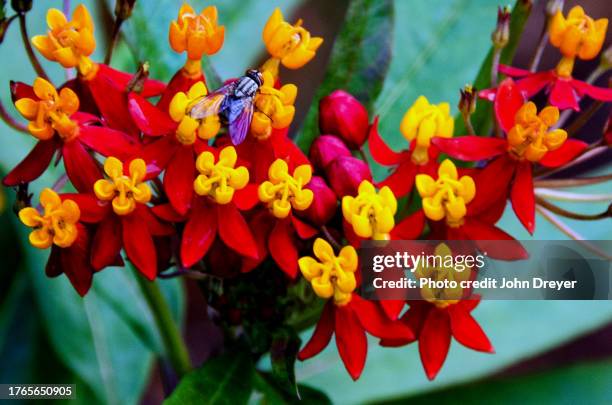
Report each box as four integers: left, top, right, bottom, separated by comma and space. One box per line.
382, 298, 493, 380
369, 96, 454, 197
298, 238, 413, 380
4, 78, 137, 193
481, 7, 611, 111
79, 157, 173, 279
18, 188, 95, 296
32, 4, 166, 136
433, 79, 587, 233
261, 7, 323, 76
153, 146, 258, 268
248, 158, 318, 277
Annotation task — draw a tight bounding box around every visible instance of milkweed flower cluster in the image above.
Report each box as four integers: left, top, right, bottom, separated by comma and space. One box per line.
2, 1, 610, 386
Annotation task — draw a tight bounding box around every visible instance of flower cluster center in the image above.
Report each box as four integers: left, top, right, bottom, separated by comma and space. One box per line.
94, 157, 152, 215
416, 160, 475, 228
507, 102, 567, 162
258, 159, 313, 219
194, 146, 249, 204
299, 238, 358, 306
18, 188, 80, 249
342, 181, 397, 240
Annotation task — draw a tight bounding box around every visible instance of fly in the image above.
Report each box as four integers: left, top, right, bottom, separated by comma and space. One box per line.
188, 69, 264, 145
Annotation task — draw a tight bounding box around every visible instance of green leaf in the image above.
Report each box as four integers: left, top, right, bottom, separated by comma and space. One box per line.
165, 350, 256, 405
253, 372, 332, 405
371, 0, 504, 180
295, 301, 612, 403
295, 0, 394, 152
379, 360, 612, 404
454, 0, 533, 137
269, 328, 301, 397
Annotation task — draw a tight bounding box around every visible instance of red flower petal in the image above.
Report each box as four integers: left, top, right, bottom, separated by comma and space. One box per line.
510, 161, 535, 234
498, 64, 530, 77
471, 190, 507, 224
448, 304, 494, 353
367, 116, 404, 165
142, 136, 177, 178
78, 126, 138, 160
3, 139, 57, 186
351, 295, 414, 340
335, 304, 367, 381
269, 219, 298, 278
10, 80, 36, 101
495, 78, 525, 133
516, 71, 555, 99
419, 308, 451, 380
164, 145, 194, 215
378, 160, 417, 198
62, 140, 102, 193
432, 136, 506, 161
470, 155, 516, 214
128, 92, 177, 136
573, 79, 612, 102
85, 66, 140, 136
380, 301, 428, 347
298, 301, 335, 361
391, 210, 425, 240
462, 218, 528, 260
233, 184, 260, 211
539, 139, 587, 168
136, 205, 175, 236
270, 128, 309, 166
379, 300, 407, 321
60, 223, 94, 296
291, 215, 318, 240
122, 212, 157, 280
152, 203, 186, 223
61, 193, 109, 223
241, 211, 274, 273
549, 79, 580, 111
91, 213, 122, 270
181, 200, 217, 267
217, 203, 258, 259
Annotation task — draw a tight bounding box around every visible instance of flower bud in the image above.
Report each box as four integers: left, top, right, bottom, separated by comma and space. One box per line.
491, 6, 511, 49
326, 156, 372, 198
458, 84, 477, 116
115, 0, 136, 20
301, 176, 337, 226
309, 135, 351, 171
11, 0, 32, 13
319, 90, 369, 148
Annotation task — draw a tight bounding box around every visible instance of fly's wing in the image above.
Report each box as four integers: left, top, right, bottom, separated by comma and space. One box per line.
188, 82, 235, 119
228, 96, 254, 145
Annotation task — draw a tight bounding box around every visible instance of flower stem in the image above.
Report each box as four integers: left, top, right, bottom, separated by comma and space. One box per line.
528, 25, 548, 72
321, 225, 342, 250
104, 18, 124, 65
461, 112, 476, 135
134, 273, 192, 378
535, 187, 612, 202
534, 174, 612, 188
18, 14, 50, 82
536, 205, 612, 260
536, 196, 610, 220
490, 48, 502, 137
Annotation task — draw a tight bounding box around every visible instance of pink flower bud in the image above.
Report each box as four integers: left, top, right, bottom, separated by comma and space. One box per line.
301, 176, 337, 225
319, 90, 370, 148
326, 156, 372, 198
309, 135, 351, 170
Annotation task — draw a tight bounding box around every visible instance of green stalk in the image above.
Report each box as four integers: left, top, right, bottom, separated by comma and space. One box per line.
134, 271, 192, 378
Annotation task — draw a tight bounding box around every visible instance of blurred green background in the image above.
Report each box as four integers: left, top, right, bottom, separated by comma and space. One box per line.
0, 0, 611, 404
